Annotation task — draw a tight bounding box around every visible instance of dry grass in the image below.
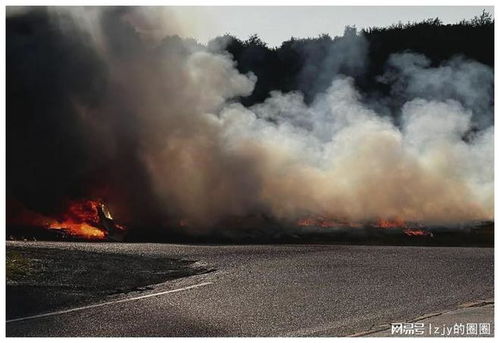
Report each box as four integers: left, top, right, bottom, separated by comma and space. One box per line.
6, 250, 32, 281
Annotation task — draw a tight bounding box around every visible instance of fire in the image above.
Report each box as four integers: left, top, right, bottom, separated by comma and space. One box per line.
48, 221, 105, 239
8, 199, 125, 240
375, 217, 407, 228
46, 200, 106, 240
403, 228, 433, 237
297, 216, 339, 228
296, 215, 434, 239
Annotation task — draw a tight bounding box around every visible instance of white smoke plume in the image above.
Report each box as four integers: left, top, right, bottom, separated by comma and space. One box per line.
379, 52, 494, 128
217, 79, 493, 224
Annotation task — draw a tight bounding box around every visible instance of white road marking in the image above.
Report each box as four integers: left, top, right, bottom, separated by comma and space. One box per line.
6, 281, 213, 324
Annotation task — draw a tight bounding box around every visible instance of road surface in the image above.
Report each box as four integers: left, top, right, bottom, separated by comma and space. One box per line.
6, 242, 494, 336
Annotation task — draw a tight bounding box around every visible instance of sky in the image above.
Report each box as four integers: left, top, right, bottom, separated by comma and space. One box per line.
169, 6, 494, 47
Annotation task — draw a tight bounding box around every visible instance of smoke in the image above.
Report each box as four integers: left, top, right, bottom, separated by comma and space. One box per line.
379, 52, 494, 128
295, 26, 369, 102
219, 78, 492, 224
7, 7, 493, 232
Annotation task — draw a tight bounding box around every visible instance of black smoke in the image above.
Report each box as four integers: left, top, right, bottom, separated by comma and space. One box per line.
7, 8, 167, 225
7, 8, 106, 213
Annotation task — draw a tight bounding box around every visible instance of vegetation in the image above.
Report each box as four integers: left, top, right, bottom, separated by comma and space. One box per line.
221, 11, 493, 105
6, 250, 33, 281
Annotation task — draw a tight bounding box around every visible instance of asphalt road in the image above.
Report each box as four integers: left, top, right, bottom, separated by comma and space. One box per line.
6, 241, 494, 337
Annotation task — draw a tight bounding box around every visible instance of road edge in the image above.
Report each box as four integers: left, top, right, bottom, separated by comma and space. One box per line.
350, 298, 494, 337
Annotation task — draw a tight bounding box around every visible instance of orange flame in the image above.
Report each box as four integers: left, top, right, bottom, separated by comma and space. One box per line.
375, 217, 407, 228
403, 228, 433, 237
7, 199, 124, 240
48, 221, 106, 239
46, 200, 106, 239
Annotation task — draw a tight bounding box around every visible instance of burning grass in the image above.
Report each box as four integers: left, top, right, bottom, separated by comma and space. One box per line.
296, 215, 434, 237
46, 200, 106, 239
7, 199, 126, 241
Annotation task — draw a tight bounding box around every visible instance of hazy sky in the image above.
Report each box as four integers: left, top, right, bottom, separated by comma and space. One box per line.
171, 6, 494, 47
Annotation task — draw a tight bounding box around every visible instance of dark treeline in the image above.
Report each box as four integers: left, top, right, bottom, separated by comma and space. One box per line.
221, 11, 494, 106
